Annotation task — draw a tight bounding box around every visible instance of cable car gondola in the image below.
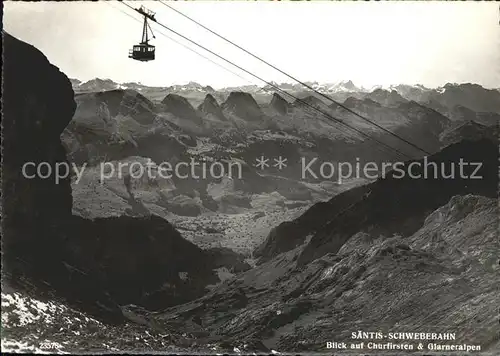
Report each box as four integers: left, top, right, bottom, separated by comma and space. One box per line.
128, 6, 156, 61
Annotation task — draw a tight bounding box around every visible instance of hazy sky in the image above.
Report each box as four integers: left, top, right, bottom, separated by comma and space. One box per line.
4, 1, 499, 89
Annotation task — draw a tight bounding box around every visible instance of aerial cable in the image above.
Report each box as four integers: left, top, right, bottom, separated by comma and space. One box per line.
119, 1, 411, 160
106, 1, 256, 86
156, 0, 431, 156
120, 1, 410, 160
107, 2, 345, 136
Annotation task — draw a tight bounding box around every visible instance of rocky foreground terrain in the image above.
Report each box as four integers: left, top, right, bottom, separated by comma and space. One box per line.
2, 31, 499, 354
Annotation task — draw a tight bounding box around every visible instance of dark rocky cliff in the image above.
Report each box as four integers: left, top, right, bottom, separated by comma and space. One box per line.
2, 32, 76, 228
2, 32, 219, 321
2, 32, 87, 313
269, 93, 290, 114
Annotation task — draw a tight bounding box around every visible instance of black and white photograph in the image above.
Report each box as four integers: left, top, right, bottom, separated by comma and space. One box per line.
2, 0, 499, 354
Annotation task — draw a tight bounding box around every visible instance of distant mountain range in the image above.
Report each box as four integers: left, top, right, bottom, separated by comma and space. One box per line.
71, 78, 500, 118
72, 77, 499, 96
71, 78, 369, 94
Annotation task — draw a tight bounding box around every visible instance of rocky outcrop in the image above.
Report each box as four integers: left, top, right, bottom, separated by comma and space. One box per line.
439, 120, 499, 147
161, 93, 202, 124
269, 93, 291, 114
2, 32, 220, 321
222, 91, 264, 121
76, 89, 157, 124
197, 93, 226, 121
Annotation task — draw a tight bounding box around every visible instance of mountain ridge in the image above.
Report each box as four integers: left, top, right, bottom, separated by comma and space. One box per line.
71, 77, 500, 94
